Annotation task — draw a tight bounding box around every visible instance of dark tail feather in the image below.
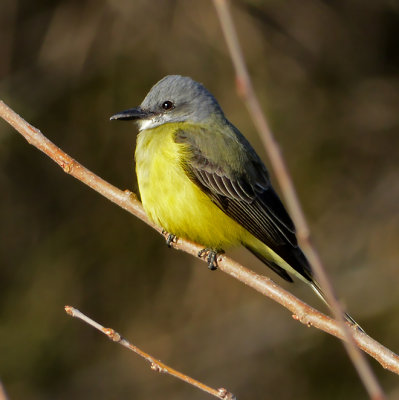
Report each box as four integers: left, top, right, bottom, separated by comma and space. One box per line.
310, 281, 364, 332
245, 245, 293, 282
245, 243, 363, 332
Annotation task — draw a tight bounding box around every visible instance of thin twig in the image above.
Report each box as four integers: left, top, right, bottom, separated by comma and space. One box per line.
212, 1, 385, 399
0, 382, 9, 400
1, 100, 399, 376
65, 306, 236, 400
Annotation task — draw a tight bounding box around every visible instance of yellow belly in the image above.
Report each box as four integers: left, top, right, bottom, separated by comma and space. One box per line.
134, 123, 304, 282
135, 124, 246, 249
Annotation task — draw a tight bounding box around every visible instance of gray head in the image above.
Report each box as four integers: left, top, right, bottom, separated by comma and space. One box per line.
110, 75, 225, 130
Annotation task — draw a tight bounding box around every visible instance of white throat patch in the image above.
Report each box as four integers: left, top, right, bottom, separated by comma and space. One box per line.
139, 114, 174, 131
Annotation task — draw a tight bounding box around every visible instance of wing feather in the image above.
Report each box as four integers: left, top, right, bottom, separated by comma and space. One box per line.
174, 127, 312, 282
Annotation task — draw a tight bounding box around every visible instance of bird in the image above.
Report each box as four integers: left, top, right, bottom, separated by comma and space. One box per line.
110, 74, 359, 328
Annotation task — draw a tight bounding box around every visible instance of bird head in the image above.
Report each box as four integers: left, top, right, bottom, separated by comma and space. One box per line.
110, 75, 225, 130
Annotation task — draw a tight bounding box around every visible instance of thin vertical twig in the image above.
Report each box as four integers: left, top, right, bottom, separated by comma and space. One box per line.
212, 1, 385, 399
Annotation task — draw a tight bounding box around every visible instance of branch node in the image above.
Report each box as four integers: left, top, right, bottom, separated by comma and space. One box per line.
103, 328, 121, 342
151, 362, 167, 373
64, 305, 74, 316
123, 189, 138, 202
123, 189, 133, 196
292, 311, 312, 327
217, 387, 237, 400
60, 160, 72, 174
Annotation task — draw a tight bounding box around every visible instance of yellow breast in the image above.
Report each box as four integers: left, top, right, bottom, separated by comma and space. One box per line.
135, 123, 245, 249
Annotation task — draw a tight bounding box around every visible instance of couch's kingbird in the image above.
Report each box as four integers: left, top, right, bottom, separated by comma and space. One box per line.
111, 75, 358, 327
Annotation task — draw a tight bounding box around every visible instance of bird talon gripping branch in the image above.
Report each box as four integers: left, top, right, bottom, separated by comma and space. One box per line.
165, 233, 177, 248
198, 248, 222, 270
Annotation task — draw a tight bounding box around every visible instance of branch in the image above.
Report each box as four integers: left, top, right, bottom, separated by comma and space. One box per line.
0, 382, 9, 400
212, 1, 385, 399
1, 100, 399, 377
65, 306, 236, 400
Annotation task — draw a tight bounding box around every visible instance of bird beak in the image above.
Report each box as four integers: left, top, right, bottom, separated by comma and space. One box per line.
110, 107, 152, 121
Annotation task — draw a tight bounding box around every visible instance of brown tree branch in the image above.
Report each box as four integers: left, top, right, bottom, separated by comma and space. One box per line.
1, 100, 399, 380
0, 382, 10, 400
212, 1, 385, 399
64, 306, 236, 400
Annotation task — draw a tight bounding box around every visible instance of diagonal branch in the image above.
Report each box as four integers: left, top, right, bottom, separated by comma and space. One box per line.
65, 306, 236, 400
212, 1, 385, 399
1, 99, 399, 379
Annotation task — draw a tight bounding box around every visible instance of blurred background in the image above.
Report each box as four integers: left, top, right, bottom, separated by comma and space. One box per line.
1, 0, 399, 399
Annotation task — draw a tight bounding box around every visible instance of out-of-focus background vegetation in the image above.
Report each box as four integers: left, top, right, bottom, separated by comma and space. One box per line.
1, 1, 399, 399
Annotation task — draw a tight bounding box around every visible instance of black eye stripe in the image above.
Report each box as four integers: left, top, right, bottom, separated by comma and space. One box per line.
162, 101, 174, 110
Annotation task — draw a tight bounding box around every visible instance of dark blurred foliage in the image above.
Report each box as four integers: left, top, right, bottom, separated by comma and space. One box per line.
1, 1, 399, 399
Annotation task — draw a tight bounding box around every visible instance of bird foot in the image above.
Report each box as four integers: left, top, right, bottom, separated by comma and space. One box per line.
198, 248, 224, 270
162, 230, 177, 248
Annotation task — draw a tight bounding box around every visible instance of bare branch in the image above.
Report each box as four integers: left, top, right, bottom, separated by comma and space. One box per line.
65, 306, 236, 400
212, 1, 386, 399
1, 100, 399, 379
0, 382, 10, 400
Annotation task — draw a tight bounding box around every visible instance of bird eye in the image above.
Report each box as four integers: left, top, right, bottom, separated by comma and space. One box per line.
161, 101, 174, 110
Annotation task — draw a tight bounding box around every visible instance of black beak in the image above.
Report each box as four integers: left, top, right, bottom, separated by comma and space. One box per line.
110, 107, 152, 121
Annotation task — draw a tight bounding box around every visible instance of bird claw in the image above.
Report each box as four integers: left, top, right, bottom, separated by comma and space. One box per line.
198, 248, 224, 270
162, 230, 177, 248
